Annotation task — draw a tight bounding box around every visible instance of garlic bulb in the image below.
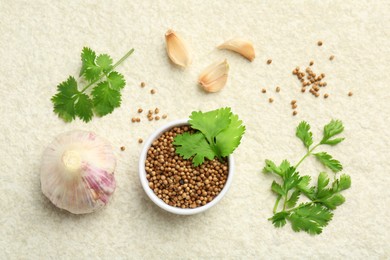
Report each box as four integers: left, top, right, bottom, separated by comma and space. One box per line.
165, 29, 192, 68
199, 59, 229, 93
41, 130, 116, 214
218, 38, 256, 61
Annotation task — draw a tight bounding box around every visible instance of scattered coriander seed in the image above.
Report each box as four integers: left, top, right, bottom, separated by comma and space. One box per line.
268, 98, 274, 103
155, 116, 160, 120
138, 108, 143, 113
162, 114, 167, 119
324, 93, 329, 98
138, 138, 143, 144
120, 146, 125, 151
131, 118, 136, 123
276, 86, 280, 93
292, 104, 297, 109
291, 100, 297, 105
262, 88, 266, 93
317, 41, 323, 46
309, 61, 314, 66
267, 59, 272, 64
348, 91, 353, 96
155, 108, 160, 114
151, 89, 156, 94
315, 93, 320, 97
148, 110, 153, 115
301, 87, 306, 93
329, 55, 335, 61
136, 118, 141, 122
293, 111, 298, 116
148, 117, 153, 121
140, 82, 146, 87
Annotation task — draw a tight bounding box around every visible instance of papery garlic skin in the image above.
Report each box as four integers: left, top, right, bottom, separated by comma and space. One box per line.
199, 59, 229, 93
41, 130, 116, 214
165, 29, 192, 68
218, 38, 255, 61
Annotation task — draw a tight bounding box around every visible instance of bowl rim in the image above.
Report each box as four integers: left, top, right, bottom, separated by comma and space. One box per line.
138, 119, 234, 215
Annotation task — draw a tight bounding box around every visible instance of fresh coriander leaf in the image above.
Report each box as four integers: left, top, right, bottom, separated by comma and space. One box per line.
286, 190, 300, 208
288, 203, 333, 235
297, 175, 315, 200
107, 71, 125, 90
314, 152, 343, 173
317, 172, 330, 197
279, 160, 291, 174
85, 64, 102, 82
215, 113, 245, 157
320, 193, 345, 210
96, 54, 113, 73
321, 138, 345, 146
263, 159, 282, 176
74, 93, 93, 122
321, 120, 344, 144
92, 81, 121, 116
270, 212, 289, 228
189, 107, 232, 143
271, 181, 285, 196
51, 76, 79, 122
332, 174, 351, 192
296, 121, 313, 149
283, 167, 301, 192
79, 47, 96, 77
173, 132, 216, 166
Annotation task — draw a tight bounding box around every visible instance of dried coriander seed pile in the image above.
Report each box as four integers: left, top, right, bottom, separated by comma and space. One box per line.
145, 126, 229, 209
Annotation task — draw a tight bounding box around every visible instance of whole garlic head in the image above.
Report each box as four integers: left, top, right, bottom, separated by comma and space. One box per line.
41, 130, 116, 214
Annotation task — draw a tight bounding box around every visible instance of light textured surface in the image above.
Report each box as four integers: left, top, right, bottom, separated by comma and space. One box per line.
0, 0, 389, 259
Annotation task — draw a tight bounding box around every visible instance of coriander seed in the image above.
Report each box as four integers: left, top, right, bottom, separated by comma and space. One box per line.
162, 114, 167, 119
268, 98, 274, 103
267, 59, 272, 64
293, 111, 298, 116
140, 82, 146, 87
317, 41, 323, 46
348, 91, 353, 96
276, 86, 280, 93
329, 55, 335, 61
120, 146, 125, 151
324, 93, 329, 98
151, 89, 156, 94
138, 108, 143, 113
262, 88, 266, 93
309, 61, 314, 66
138, 138, 143, 144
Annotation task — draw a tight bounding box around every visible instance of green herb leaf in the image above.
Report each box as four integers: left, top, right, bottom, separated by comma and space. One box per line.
92, 81, 121, 116
51, 76, 79, 122
215, 113, 245, 157
286, 190, 300, 208
321, 138, 345, 146
321, 120, 344, 144
189, 107, 232, 143
314, 152, 343, 173
74, 93, 93, 122
279, 160, 291, 174
96, 54, 113, 73
296, 121, 313, 149
173, 132, 216, 166
332, 174, 351, 192
271, 181, 285, 196
107, 71, 126, 90
288, 203, 333, 235
263, 159, 282, 176
270, 212, 289, 228
174, 108, 245, 166
52, 47, 133, 123
283, 167, 301, 192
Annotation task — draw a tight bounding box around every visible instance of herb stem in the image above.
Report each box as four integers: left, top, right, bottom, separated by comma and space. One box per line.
273, 195, 282, 213
80, 48, 134, 93
294, 143, 320, 169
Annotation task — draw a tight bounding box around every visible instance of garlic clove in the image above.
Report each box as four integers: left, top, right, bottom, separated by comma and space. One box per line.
218, 38, 255, 61
199, 59, 229, 93
40, 130, 116, 214
165, 29, 192, 68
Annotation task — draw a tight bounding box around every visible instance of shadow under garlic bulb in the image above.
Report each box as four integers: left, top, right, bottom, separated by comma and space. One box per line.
40, 130, 116, 214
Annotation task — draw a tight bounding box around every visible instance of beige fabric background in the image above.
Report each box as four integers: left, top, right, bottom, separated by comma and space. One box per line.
0, 0, 389, 259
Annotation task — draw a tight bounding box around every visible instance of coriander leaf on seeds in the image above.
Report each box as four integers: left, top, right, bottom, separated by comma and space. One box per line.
215, 113, 245, 157
96, 54, 113, 73
296, 121, 313, 149
189, 107, 232, 143
314, 152, 343, 173
173, 132, 216, 166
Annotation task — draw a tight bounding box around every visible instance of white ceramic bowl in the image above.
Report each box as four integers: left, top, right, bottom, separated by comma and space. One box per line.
139, 119, 234, 215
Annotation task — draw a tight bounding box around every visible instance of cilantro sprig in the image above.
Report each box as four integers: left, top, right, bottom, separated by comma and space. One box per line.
51, 47, 134, 122
173, 107, 245, 166
263, 120, 351, 235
